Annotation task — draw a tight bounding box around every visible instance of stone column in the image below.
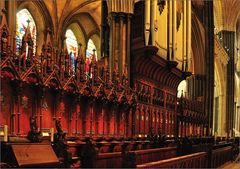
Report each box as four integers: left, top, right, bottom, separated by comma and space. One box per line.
203, 1, 214, 136
145, 0, 150, 46
126, 14, 132, 84
187, 74, 205, 100
150, 0, 157, 45
7, 0, 16, 49
172, 0, 176, 61
108, 12, 117, 77
182, 0, 187, 70
220, 30, 235, 137
107, 0, 134, 80
119, 13, 126, 76
186, 0, 191, 70
167, 0, 172, 60
237, 106, 240, 135
101, 1, 109, 57
115, 13, 120, 70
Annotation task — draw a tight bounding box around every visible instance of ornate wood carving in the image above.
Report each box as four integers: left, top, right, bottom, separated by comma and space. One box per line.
177, 12, 181, 32
157, 0, 166, 15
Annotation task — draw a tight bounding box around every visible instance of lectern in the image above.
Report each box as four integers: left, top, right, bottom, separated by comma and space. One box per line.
9, 143, 59, 167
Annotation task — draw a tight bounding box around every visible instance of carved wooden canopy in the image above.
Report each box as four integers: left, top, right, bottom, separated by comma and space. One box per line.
133, 45, 190, 90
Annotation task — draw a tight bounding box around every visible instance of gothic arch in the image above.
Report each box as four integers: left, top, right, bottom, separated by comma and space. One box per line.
65, 23, 87, 55
191, 13, 206, 75
88, 34, 101, 60
61, 13, 99, 53
62, 12, 99, 38
213, 0, 223, 31
17, 1, 54, 55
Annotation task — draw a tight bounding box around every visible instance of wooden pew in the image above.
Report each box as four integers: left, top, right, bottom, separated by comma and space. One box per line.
94, 152, 122, 168
211, 146, 233, 168
137, 152, 208, 168
94, 146, 177, 168
132, 147, 177, 165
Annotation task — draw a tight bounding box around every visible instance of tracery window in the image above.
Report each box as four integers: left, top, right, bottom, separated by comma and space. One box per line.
86, 39, 97, 73
16, 9, 37, 55
65, 29, 78, 72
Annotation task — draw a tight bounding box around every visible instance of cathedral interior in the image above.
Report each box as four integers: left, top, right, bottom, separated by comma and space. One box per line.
0, 0, 240, 168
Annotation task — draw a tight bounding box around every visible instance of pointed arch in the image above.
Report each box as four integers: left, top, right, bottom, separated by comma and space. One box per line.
65, 29, 78, 72
88, 34, 100, 60
191, 13, 206, 75
17, 1, 54, 55
16, 9, 37, 55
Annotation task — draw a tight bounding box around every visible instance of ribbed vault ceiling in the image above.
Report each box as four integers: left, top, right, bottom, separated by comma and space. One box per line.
42, 0, 101, 39
214, 0, 240, 31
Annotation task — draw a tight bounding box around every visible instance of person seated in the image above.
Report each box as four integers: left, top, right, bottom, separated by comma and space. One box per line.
27, 116, 41, 142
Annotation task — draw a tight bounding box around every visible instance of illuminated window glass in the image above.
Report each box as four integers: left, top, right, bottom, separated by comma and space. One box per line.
86, 39, 97, 60
86, 39, 97, 74
16, 9, 37, 55
65, 29, 78, 72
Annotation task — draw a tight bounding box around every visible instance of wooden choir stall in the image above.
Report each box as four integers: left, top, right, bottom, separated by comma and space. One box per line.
0, 7, 238, 168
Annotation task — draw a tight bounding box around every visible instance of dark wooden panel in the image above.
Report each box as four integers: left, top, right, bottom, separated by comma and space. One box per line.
11, 144, 59, 167
137, 152, 208, 168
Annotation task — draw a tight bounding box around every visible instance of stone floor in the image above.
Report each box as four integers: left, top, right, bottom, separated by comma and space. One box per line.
220, 161, 240, 169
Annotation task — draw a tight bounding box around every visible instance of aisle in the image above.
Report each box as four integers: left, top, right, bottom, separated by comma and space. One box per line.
220, 161, 240, 169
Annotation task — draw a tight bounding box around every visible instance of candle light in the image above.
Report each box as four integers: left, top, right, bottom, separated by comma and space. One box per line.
4, 125, 8, 142
50, 128, 54, 142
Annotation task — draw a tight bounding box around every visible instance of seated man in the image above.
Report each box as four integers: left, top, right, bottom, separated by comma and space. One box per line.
27, 116, 41, 142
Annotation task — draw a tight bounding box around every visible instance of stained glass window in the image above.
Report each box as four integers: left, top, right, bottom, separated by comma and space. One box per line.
86, 39, 97, 74
16, 9, 37, 55
65, 29, 78, 72
86, 39, 97, 60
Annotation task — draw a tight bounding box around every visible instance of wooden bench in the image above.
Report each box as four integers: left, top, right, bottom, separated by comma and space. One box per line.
211, 146, 233, 168
95, 152, 122, 168
94, 146, 177, 168
137, 152, 208, 168
131, 147, 177, 165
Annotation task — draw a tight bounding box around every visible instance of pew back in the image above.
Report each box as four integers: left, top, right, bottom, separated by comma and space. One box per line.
211, 146, 233, 168
137, 152, 208, 168
131, 147, 177, 165
95, 146, 177, 168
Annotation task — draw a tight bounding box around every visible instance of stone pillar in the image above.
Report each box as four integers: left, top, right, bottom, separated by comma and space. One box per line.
119, 13, 127, 76
172, 0, 176, 61
126, 14, 132, 85
7, 0, 16, 49
182, 0, 187, 70
107, 0, 134, 80
218, 95, 226, 136
167, 0, 172, 60
187, 74, 205, 100
203, 1, 214, 135
186, 0, 191, 70
145, 0, 150, 46
108, 12, 117, 77
150, 0, 157, 45
115, 13, 120, 70
220, 30, 235, 137
101, 1, 109, 57
237, 106, 240, 135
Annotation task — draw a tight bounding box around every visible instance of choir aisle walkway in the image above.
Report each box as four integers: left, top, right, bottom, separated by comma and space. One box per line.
220, 161, 240, 169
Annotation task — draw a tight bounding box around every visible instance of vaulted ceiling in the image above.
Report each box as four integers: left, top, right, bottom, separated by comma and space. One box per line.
214, 0, 240, 31
42, 0, 101, 38
16, 0, 101, 54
